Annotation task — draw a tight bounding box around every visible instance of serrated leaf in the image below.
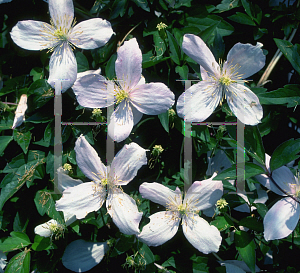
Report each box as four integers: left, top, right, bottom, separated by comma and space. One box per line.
4, 249, 30, 273
0, 232, 31, 252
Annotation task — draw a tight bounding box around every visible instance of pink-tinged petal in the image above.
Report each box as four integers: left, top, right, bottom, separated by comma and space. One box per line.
69, 18, 113, 49
224, 42, 265, 80
106, 188, 143, 235
132, 105, 143, 125
73, 73, 114, 108
62, 239, 108, 273
116, 38, 142, 91
56, 182, 106, 219
76, 68, 101, 80
225, 83, 263, 125
12, 94, 27, 129
130, 83, 175, 115
57, 167, 82, 193
110, 142, 147, 186
48, 43, 77, 93
137, 211, 181, 246
182, 34, 219, 77
10, 20, 54, 50
74, 135, 107, 181
182, 214, 222, 254
184, 174, 223, 211
139, 182, 182, 207
176, 81, 222, 122
264, 197, 300, 241
107, 101, 134, 142
49, 0, 74, 29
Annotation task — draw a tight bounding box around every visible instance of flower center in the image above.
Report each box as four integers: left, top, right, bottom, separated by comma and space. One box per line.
216, 198, 228, 209
219, 76, 233, 86
177, 204, 187, 215
115, 89, 129, 105
53, 26, 69, 41
101, 178, 108, 186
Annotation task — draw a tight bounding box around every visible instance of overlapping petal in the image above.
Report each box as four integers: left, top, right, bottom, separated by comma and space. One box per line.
225, 83, 263, 125
264, 197, 300, 241
109, 142, 147, 185
115, 38, 142, 91
56, 182, 106, 220
70, 18, 113, 49
57, 166, 82, 193
49, 0, 74, 29
12, 94, 27, 129
34, 219, 58, 238
48, 43, 77, 93
74, 135, 107, 181
62, 239, 108, 272
176, 81, 222, 122
137, 211, 181, 246
182, 214, 222, 254
106, 188, 142, 235
130, 83, 175, 115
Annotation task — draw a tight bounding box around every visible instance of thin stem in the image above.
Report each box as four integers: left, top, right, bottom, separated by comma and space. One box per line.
117, 22, 142, 50
212, 252, 223, 261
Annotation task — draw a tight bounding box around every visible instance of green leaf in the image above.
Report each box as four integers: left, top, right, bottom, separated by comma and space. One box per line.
254, 203, 268, 218
241, 0, 262, 24
166, 30, 181, 65
0, 231, 31, 252
110, 0, 127, 19
138, 243, 155, 265
211, 216, 233, 231
234, 230, 256, 273
270, 138, 300, 171
199, 21, 220, 44
175, 65, 188, 80
28, 79, 53, 109
76, 51, 89, 73
4, 249, 30, 273
239, 216, 263, 232
158, 111, 169, 133
214, 0, 241, 13
105, 53, 117, 79
13, 130, 31, 154
244, 126, 265, 165
110, 234, 135, 257
228, 12, 256, 26
132, 0, 150, 11
0, 114, 14, 131
274, 39, 300, 75
32, 235, 51, 251
153, 31, 166, 58
0, 135, 13, 155
30, 67, 44, 82
142, 50, 170, 68
33, 121, 53, 147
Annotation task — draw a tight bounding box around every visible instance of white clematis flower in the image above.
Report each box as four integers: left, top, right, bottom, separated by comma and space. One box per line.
34, 219, 65, 240
176, 34, 265, 125
56, 135, 147, 235
137, 175, 223, 254
255, 154, 300, 241
72, 38, 175, 142
0, 251, 7, 273
10, 0, 113, 92
12, 94, 27, 129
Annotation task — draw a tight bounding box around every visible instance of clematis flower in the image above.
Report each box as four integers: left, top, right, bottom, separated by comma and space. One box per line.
72, 38, 175, 142
176, 34, 265, 125
10, 0, 113, 92
219, 260, 260, 273
12, 94, 27, 129
137, 175, 223, 254
34, 219, 65, 240
56, 135, 147, 235
0, 251, 7, 273
255, 154, 300, 241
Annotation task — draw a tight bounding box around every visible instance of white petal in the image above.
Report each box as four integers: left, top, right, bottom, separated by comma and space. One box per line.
74, 135, 107, 181
130, 83, 175, 115
220, 260, 260, 273
0, 251, 7, 273
49, 0, 74, 30
176, 81, 222, 122
137, 211, 181, 246
56, 182, 106, 220
116, 38, 142, 91
76, 68, 101, 80
184, 175, 223, 211
132, 104, 143, 125
73, 73, 114, 108
34, 219, 58, 237
62, 239, 108, 273
10, 20, 55, 50
225, 83, 263, 125
107, 101, 134, 142
57, 167, 82, 193
12, 94, 27, 129
182, 214, 222, 254
264, 197, 300, 241
225, 42, 265, 79
70, 18, 113, 49
206, 150, 232, 176
48, 43, 77, 93
106, 188, 142, 235
109, 142, 147, 185
182, 34, 220, 76
139, 182, 182, 207
202, 206, 215, 217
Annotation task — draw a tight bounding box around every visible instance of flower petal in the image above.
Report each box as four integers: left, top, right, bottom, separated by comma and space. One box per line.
48, 43, 77, 93
176, 81, 222, 122
10, 20, 54, 50
139, 182, 182, 207
130, 83, 175, 115
182, 34, 219, 76
106, 188, 142, 235
34, 219, 58, 237
76, 68, 101, 80
132, 105, 143, 125
225, 83, 263, 125
62, 239, 108, 273
74, 135, 107, 181
116, 38, 142, 91
12, 94, 27, 129
183, 175, 223, 211
264, 197, 300, 241
56, 182, 106, 219
57, 167, 82, 193
225, 42, 265, 79
49, 0, 74, 29
137, 211, 181, 246
110, 142, 147, 185
0, 251, 7, 273
108, 101, 134, 142
69, 18, 113, 49
73, 73, 114, 108
182, 214, 222, 254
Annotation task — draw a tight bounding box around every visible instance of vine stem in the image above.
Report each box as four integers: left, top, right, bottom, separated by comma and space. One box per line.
117, 22, 142, 50
212, 252, 223, 261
